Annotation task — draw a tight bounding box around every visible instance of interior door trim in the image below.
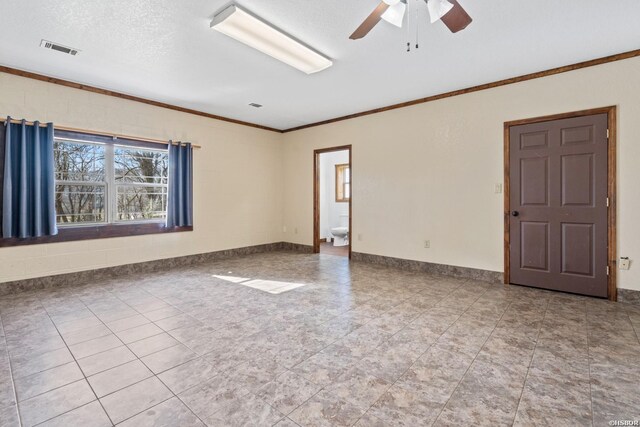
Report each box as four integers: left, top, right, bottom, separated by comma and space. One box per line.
313, 145, 352, 258
503, 106, 617, 301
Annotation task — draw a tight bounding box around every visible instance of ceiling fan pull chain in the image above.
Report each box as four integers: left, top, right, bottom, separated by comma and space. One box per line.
406, 0, 411, 52
415, 0, 420, 49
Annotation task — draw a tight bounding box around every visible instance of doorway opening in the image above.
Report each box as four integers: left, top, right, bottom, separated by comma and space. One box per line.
504, 107, 617, 300
314, 145, 352, 258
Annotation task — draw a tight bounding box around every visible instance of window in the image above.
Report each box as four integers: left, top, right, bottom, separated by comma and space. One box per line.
335, 163, 350, 202
114, 147, 168, 221
54, 133, 168, 226
54, 140, 106, 224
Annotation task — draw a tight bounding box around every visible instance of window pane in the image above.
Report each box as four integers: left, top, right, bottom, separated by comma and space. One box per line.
345, 183, 350, 199
115, 147, 168, 185
55, 184, 106, 224
116, 185, 168, 221
345, 167, 350, 183
54, 140, 105, 182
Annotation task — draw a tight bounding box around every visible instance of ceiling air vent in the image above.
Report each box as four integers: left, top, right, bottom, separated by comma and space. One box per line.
40, 39, 80, 56
249, 103, 263, 108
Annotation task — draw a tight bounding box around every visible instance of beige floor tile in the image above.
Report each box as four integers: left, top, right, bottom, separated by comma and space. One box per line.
115, 323, 164, 345
18, 380, 95, 427
289, 389, 365, 427
257, 370, 322, 415
69, 334, 122, 359
100, 376, 172, 424
140, 344, 197, 374
36, 401, 112, 427
127, 333, 179, 358
77, 345, 137, 377
3, 252, 638, 426
157, 357, 219, 394
118, 397, 205, 427
14, 362, 84, 402
88, 359, 153, 397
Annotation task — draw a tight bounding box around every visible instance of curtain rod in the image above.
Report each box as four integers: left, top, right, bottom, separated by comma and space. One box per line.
0, 117, 201, 149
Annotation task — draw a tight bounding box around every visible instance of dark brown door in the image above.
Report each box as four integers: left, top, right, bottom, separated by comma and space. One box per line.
509, 114, 608, 297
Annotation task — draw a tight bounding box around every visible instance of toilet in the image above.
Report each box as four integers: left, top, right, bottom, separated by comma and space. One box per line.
330, 214, 349, 246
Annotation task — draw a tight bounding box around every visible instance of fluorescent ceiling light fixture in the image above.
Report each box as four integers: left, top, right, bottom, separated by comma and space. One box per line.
426, 0, 454, 23
381, 1, 407, 28
210, 5, 333, 75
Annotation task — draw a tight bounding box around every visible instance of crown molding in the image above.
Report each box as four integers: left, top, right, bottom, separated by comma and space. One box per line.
0, 65, 282, 133
3, 48, 639, 135
282, 48, 640, 133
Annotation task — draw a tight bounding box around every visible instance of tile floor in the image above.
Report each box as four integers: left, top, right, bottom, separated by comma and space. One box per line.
0, 251, 639, 426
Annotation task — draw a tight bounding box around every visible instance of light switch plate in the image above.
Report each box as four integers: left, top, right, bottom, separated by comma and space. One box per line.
495, 183, 503, 194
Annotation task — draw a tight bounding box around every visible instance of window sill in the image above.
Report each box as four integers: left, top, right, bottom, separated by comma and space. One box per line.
0, 223, 193, 248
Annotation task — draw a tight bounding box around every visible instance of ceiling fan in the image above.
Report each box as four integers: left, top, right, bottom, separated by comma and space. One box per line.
350, 0, 472, 40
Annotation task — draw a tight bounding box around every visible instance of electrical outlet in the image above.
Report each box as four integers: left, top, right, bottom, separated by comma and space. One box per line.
294, 227, 298, 235
620, 257, 630, 270
282, 226, 287, 233
358, 234, 363, 241
424, 240, 430, 248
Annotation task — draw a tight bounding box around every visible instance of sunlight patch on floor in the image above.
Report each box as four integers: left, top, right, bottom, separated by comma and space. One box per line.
212, 275, 306, 294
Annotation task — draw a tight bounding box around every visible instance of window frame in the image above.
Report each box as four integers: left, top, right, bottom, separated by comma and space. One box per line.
54, 137, 108, 226
55, 134, 169, 228
335, 163, 350, 203
0, 129, 191, 247
111, 143, 169, 225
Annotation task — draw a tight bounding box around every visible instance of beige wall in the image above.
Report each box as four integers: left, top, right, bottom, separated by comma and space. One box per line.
2, 57, 640, 292
0, 73, 283, 283
282, 57, 640, 292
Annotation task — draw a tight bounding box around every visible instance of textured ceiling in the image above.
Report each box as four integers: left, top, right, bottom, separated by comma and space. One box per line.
1, 0, 640, 130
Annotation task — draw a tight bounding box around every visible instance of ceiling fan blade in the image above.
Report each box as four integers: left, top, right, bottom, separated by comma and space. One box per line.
350, 2, 390, 40
440, 0, 472, 33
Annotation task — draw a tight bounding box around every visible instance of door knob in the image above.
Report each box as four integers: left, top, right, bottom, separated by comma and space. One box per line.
511, 211, 519, 217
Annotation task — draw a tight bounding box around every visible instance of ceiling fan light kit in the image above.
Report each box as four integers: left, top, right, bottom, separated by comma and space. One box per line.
211, 4, 333, 74
350, 0, 472, 41
426, 0, 454, 24
381, 1, 407, 28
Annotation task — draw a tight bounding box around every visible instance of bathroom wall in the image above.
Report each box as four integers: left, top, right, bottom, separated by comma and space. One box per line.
319, 150, 349, 239
281, 56, 640, 292
0, 72, 283, 283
